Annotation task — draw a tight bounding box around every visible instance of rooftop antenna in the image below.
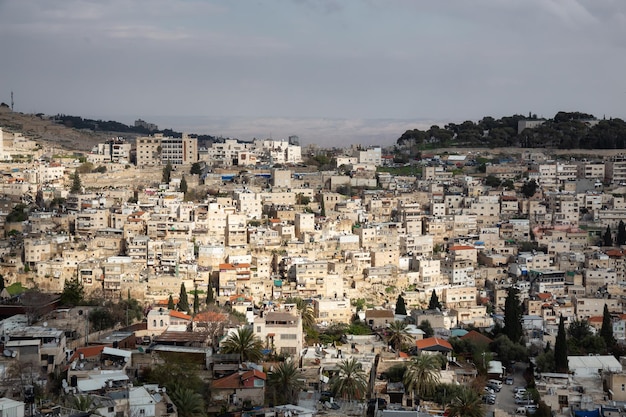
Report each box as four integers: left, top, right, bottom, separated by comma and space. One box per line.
11, 91, 14, 111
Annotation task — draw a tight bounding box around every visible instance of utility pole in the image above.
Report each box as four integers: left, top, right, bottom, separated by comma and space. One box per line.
10, 91, 14, 111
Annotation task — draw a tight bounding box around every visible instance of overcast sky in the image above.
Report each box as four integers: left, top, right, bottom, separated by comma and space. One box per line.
1, 0, 625, 146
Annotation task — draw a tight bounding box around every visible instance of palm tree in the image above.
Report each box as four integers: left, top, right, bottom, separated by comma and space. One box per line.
287, 297, 316, 330
268, 361, 305, 405
446, 387, 485, 417
403, 354, 441, 405
330, 357, 368, 402
221, 326, 263, 363
70, 395, 95, 412
386, 320, 412, 356
170, 386, 206, 417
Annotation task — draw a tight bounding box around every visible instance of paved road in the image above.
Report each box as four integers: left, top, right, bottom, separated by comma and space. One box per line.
491, 363, 528, 415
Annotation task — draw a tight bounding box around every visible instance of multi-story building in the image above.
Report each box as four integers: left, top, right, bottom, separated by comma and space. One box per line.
136, 133, 198, 167
253, 311, 303, 356
312, 298, 352, 325
97, 138, 132, 163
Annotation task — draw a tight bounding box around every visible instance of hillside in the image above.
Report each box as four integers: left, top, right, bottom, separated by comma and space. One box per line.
0, 105, 114, 152
396, 111, 626, 153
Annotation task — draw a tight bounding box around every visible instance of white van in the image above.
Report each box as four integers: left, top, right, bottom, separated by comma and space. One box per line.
488, 379, 503, 389
516, 407, 527, 415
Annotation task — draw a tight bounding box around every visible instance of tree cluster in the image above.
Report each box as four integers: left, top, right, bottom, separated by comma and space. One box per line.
397, 112, 626, 151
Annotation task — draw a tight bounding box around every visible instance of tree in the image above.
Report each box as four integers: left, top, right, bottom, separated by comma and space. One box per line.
178, 283, 189, 312
190, 162, 203, 175
428, 289, 441, 310
604, 225, 614, 247
503, 287, 523, 343
568, 319, 592, 340
180, 175, 188, 194
70, 395, 95, 412
60, 277, 84, 306
221, 327, 263, 363
70, 169, 82, 193
446, 386, 485, 417
600, 304, 616, 348
489, 334, 527, 367
484, 175, 501, 188
554, 315, 568, 373
330, 357, 368, 401
206, 285, 214, 305
418, 320, 434, 338
395, 294, 407, 315
193, 289, 199, 315
162, 161, 173, 183
521, 179, 538, 198
618, 220, 626, 246
169, 386, 206, 417
386, 320, 412, 355
167, 295, 175, 310
286, 297, 316, 332
267, 361, 305, 405
403, 354, 441, 405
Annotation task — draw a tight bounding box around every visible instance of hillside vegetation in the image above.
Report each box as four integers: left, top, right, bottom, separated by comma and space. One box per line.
396, 111, 626, 151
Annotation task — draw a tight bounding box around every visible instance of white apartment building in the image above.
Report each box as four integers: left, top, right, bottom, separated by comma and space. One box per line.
358, 147, 382, 166
253, 311, 303, 356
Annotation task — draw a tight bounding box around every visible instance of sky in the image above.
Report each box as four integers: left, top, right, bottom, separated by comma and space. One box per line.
1, 0, 626, 146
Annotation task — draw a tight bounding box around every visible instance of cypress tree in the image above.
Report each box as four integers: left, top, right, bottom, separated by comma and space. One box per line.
554, 315, 568, 373
71, 169, 82, 193
504, 287, 523, 343
600, 304, 616, 348
604, 225, 613, 247
428, 289, 441, 310
206, 284, 214, 305
617, 220, 626, 246
162, 161, 173, 183
395, 294, 407, 315
167, 294, 175, 310
193, 288, 199, 315
178, 283, 189, 312
179, 175, 188, 194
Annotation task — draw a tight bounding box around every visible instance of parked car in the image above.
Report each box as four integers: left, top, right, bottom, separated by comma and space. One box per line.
482, 395, 496, 405
505, 377, 514, 385
515, 398, 535, 406
484, 387, 495, 395
487, 383, 501, 392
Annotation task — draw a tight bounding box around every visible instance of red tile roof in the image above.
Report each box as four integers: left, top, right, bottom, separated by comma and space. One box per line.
211, 370, 266, 389
69, 345, 106, 362
415, 337, 453, 351
536, 293, 552, 301
460, 330, 493, 346
169, 310, 191, 320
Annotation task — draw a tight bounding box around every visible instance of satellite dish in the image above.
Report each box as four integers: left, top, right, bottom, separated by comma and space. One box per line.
43, 322, 48, 327
3, 349, 12, 357
11, 351, 16, 358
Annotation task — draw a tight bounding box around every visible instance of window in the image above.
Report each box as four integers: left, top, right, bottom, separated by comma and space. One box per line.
280, 334, 297, 340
